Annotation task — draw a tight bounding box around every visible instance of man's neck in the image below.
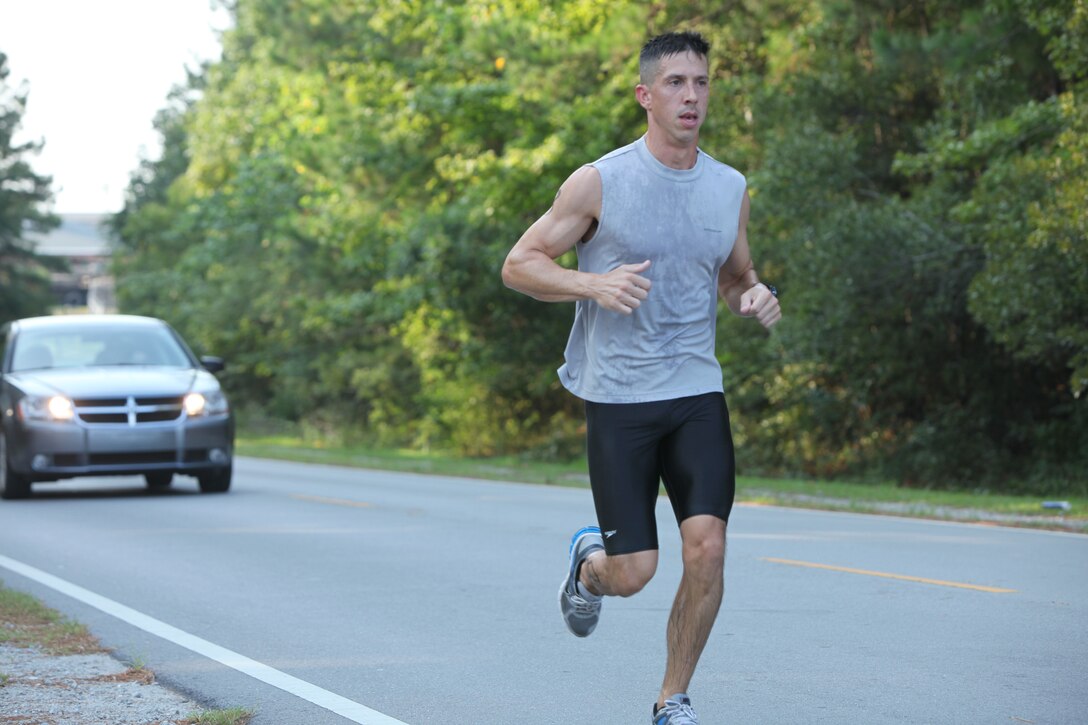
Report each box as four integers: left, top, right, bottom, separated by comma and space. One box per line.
644, 129, 699, 170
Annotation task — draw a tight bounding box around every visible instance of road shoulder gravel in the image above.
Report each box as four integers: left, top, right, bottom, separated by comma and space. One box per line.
0, 642, 203, 724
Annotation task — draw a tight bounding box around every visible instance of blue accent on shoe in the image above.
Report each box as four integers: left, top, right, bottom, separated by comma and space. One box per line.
569, 525, 601, 553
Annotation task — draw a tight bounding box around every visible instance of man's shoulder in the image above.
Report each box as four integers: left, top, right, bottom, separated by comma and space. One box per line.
698, 148, 746, 184
590, 138, 643, 168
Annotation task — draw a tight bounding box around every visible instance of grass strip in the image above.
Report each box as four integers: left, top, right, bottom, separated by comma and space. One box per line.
238, 437, 1087, 532
0, 581, 255, 722
238, 437, 592, 487
0, 581, 102, 655
185, 707, 255, 725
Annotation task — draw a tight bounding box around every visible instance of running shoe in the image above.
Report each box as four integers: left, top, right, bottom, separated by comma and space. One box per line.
652, 694, 698, 725
558, 525, 604, 637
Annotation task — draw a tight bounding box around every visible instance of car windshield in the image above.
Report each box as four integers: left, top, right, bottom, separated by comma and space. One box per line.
10, 323, 194, 372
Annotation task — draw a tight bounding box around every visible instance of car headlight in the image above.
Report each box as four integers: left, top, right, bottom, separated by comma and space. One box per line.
18, 395, 76, 422
184, 390, 229, 417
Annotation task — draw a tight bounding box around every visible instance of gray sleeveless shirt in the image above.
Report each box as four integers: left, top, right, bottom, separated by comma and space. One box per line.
557, 136, 746, 403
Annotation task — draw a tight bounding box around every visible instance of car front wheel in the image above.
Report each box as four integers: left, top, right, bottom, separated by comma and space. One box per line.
198, 465, 232, 494
0, 432, 32, 500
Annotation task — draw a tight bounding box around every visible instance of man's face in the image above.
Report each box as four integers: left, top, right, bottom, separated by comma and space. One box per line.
637, 51, 710, 144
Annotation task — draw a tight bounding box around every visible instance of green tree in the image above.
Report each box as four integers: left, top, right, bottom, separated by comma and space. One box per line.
746, 0, 1086, 489
0, 51, 59, 323
110, 0, 1086, 492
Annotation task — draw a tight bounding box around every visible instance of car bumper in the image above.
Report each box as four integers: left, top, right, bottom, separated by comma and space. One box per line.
7, 415, 234, 480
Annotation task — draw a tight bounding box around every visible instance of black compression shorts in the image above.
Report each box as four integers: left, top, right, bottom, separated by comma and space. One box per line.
584, 392, 736, 556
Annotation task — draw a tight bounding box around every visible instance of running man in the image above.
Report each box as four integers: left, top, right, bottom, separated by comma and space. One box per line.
502, 31, 781, 724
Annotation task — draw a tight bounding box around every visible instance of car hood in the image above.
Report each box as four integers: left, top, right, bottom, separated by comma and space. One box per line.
6, 367, 217, 398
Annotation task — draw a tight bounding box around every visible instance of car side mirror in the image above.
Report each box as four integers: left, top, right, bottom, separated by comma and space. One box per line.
200, 356, 225, 373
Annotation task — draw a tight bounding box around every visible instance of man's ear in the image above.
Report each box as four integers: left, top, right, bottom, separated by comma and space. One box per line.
635, 83, 651, 110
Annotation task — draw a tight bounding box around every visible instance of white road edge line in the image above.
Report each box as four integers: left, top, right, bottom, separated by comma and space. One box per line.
0, 553, 408, 725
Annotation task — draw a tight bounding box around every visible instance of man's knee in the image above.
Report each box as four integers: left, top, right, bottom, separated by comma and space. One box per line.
599, 551, 657, 597
680, 516, 727, 574
683, 536, 725, 574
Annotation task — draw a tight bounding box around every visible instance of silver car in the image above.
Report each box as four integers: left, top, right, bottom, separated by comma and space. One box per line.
0, 315, 234, 499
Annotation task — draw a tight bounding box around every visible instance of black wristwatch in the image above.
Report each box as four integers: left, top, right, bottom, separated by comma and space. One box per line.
763, 283, 778, 298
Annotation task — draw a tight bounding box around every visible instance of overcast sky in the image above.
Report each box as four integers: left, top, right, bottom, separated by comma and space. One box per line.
0, 0, 229, 213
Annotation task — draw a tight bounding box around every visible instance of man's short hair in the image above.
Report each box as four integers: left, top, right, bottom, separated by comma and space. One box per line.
639, 31, 710, 85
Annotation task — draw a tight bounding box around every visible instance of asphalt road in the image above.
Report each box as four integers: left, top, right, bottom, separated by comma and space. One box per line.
0, 457, 1084, 724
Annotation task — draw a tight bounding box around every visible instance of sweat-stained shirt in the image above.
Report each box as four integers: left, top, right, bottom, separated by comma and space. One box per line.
558, 135, 747, 404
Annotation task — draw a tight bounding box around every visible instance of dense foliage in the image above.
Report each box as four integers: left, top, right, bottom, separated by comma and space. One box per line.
110, 0, 1087, 493
0, 51, 59, 324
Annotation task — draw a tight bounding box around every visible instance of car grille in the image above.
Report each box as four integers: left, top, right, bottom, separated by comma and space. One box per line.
89, 451, 178, 465
47, 449, 212, 468
72, 396, 185, 425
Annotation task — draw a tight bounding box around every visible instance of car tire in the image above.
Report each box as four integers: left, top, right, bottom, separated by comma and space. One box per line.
198, 465, 232, 494
0, 432, 32, 500
145, 472, 173, 490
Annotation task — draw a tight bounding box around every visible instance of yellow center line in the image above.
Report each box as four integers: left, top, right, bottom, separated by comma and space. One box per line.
291, 494, 373, 509
761, 557, 1016, 593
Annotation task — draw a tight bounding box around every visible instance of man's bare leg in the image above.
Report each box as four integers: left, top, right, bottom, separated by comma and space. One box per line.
580, 548, 658, 598
560, 527, 658, 638
657, 514, 727, 706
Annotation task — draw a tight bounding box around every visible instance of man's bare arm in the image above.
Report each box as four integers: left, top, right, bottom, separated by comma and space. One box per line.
718, 190, 781, 329
503, 166, 653, 314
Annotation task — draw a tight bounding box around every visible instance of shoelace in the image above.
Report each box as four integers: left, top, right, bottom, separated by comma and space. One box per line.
568, 593, 601, 616
655, 697, 698, 725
